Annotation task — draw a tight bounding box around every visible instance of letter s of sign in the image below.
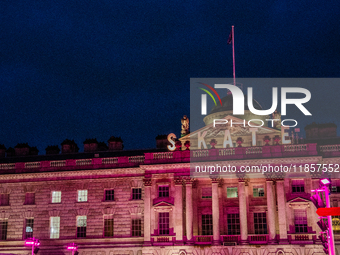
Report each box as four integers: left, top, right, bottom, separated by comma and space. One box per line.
167, 133, 177, 151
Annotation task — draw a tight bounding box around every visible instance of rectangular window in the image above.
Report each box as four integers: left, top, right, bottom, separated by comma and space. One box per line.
51, 191, 61, 203
294, 210, 308, 233
202, 188, 212, 198
0, 194, 9, 206
77, 216, 87, 238
50, 217, 60, 239
104, 216, 114, 237
77, 190, 88, 202
158, 212, 169, 235
25, 219, 34, 239
25, 193, 35, 205
132, 188, 142, 200
0, 220, 8, 240
105, 190, 114, 201
253, 186, 265, 197
132, 219, 142, 237
332, 216, 340, 233
332, 180, 340, 193
158, 186, 169, 198
227, 187, 238, 198
227, 213, 240, 235
254, 212, 267, 234
292, 180, 305, 193
202, 214, 213, 235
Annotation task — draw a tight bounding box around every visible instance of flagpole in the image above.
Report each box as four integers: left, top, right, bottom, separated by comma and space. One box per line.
232, 25, 236, 86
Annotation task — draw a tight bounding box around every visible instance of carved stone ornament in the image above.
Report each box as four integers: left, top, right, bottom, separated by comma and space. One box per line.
143, 178, 152, 187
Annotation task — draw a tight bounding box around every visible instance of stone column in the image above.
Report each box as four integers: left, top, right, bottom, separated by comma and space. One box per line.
238, 178, 248, 243
211, 177, 220, 245
143, 178, 152, 245
184, 177, 194, 243
276, 179, 288, 243
174, 177, 183, 244
266, 179, 277, 243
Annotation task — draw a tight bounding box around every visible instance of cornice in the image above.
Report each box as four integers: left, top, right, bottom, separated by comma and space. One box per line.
0, 168, 145, 181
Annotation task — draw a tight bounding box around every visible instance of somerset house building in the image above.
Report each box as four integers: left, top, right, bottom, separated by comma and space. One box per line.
0, 95, 339, 255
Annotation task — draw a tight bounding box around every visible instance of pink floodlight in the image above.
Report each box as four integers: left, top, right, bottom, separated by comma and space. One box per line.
321, 179, 330, 185
25, 241, 35, 245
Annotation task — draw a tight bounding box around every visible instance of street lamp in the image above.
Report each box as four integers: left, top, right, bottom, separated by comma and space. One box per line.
67, 243, 78, 255
25, 238, 40, 255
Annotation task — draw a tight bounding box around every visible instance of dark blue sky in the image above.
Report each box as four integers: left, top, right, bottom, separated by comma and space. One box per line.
1, 0, 340, 152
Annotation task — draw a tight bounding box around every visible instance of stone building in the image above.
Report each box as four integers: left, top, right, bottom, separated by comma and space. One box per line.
0, 96, 338, 255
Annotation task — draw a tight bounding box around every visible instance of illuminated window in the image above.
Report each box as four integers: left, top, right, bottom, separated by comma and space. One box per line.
159, 212, 169, 235
0, 220, 7, 240
25, 193, 35, 205
0, 194, 9, 206
202, 188, 212, 198
77, 216, 87, 238
332, 216, 340, 233
51, 191, 61, 203
104, 215, 114, 237
132, 219, 142, 237
253, 186, 264, 197
77, 190, 88, 202
227, 213, 240, 235
132, 188, 142, 200
294, 210, 308, 233
105, 190, 114, 201
332, 180, 340, 193
50, 217, 60, 239
25, 219, 34, 239
227, 187, 238, 198
202, 214, 213, 235
158, 186, 169, 198
254, 213, 267, 234
292, 180, 305, 193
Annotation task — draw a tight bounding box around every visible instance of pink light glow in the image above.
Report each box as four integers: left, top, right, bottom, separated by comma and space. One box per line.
25, 241, 34, 245
321, 179, 330, 185
67, 246, 77, 250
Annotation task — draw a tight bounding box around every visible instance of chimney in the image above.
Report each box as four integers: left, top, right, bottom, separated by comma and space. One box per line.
61, 139, 79, 154
155, 135, 169, 149
29, 146, 39, 155
14, 143, 30, 156
97, 142, 108, 151
108, 136, 123, 151
45, 145, 60, 155
83, 139, 99, 152
0, 144, 6, 158
6, 147, 15, 157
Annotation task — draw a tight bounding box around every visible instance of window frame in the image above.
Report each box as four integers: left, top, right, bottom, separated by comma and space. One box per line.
254, 212, 268, 234
104, 189, 115, 201
51, 191, 61, 203
103, 215, 114, 237
158, 185, 169, 198
202, 214, 213, 235
158, 212, 169, 235
253, 185, 265, 197
25, 193, 35, 205
132, 188, 142, 200
76, 215, 87, 238
132, 218, 142, 237
227, 213, 240, 235
227, 187, 238, 198
0, 194, 9, 206
24, 218, 34, 239
294, 209, 308, 233
0, 219, 8, 240
292, 179, 305, 193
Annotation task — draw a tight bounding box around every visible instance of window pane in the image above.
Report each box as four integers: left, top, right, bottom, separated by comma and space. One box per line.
78, 190, 88, 202
104, 216, 114, 237
25, 219, 34, 239
294, 210, 308, 233
292, 180, 305, 193
158, 186, 169, 198
105, 190, 114, 201
132, 219, 142, 236
0, 220, 8, 240
159, 212, 169, 235
227, 214, 240, 235
202, 214, 213, 235
25, 193, 35, 205
202, 188, 212, 198
77, 216, 87, 238
52, 191, 61, 203
227, 187, 238, 198
132, 188, 142, 200
254, 213, 267, 234
50, 217, 60, 239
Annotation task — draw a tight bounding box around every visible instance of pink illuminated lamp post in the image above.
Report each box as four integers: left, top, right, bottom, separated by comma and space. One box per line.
25, 238, 40, 255
67, 243, 79, 255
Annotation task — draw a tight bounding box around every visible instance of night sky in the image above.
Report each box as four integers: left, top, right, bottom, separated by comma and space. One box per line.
1, 0, 340, 153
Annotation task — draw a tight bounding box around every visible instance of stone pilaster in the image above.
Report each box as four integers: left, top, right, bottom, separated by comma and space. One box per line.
184, 177, 195, 244
238, 177, 248, 244
143, 178, 152, 245
266, 179, 277, 243
174, 177, 183, 244
211, 177, 220, 245
276, 179, 288, 243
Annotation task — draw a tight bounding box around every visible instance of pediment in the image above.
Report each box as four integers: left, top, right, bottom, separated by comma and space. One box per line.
154, 201, 174, 207
287, 196, 311, 203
